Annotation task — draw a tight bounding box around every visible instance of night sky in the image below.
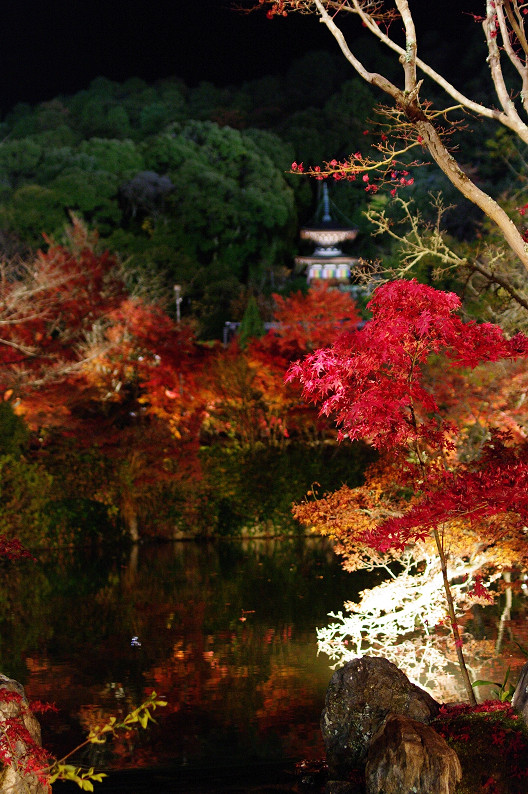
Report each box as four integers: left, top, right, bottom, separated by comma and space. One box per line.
1, 1, 484, 113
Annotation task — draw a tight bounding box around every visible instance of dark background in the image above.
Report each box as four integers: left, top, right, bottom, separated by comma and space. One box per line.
1, 0, 484, 112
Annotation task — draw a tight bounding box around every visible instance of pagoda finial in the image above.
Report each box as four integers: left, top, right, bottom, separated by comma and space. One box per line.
322, 182, 332, 224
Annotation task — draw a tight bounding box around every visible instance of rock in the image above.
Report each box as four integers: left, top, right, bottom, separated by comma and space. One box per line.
0, 674, 47, 794
321, 657, 440, 778
365, 714, 462, 794
512, 660, 528, 723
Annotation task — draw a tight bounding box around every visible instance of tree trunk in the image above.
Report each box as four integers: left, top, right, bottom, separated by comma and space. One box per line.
433, 528, 477, 705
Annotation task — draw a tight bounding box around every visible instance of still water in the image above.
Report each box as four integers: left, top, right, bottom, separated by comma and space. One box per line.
2, 538, 378, 789
2, 538, 526, 791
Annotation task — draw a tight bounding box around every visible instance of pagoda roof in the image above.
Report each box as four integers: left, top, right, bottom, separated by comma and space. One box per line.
295, 254, 358, 265
300, 226, 357, 245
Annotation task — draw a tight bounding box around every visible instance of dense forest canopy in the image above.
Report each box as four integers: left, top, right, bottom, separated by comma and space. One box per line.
0, 37, 512, 338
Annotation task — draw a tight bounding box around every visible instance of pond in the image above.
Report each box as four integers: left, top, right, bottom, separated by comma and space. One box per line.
2, 538, 527, 791
1, 538, 373, 790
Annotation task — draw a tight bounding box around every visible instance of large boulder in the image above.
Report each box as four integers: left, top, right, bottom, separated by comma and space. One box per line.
321, 656, 440, 778
0, 674, 47, 794
365, 714, 462, 794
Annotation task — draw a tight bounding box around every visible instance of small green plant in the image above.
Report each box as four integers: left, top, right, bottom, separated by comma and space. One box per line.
514, 639, 528, 657
0, 686, 166, 791
45, 691, 167, 791
472, 667, 516, 703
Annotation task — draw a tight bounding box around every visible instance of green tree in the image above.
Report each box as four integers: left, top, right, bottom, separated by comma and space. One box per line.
0, 138, 43, 188
1, 184, 66, 246
50, 169, 121, 234
119, 121, 297, 336
0, 403, 28, 457
79, 138, 144, 175
238, 295, 265, 348
3, 103, 38, 138
139, 102, 176, 136
0, 455, 54, 546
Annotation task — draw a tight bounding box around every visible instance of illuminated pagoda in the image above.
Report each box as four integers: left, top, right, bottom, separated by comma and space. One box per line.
295, 183, 358, 287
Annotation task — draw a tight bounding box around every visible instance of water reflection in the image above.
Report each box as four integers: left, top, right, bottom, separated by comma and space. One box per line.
3, 539, 376, 773
2, 539, 526, 782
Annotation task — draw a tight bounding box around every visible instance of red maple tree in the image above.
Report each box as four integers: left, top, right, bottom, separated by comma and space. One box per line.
288, 279, 528, 702
260, 282, 361, 361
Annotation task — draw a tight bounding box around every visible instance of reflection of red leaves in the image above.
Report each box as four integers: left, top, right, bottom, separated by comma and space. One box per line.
29, 700, 58, 714
468, 574, 495, 603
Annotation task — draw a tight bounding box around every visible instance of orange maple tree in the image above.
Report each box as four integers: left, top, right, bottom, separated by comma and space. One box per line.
216, 283, 363, 443
0, 221, 123, 408
258, 282, 361, 362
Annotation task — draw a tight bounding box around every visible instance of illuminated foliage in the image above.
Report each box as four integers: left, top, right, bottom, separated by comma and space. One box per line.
259, 282, 360, 360
201, 342, 290, 448
290, 280, 528, 702
0, 218, 123, 407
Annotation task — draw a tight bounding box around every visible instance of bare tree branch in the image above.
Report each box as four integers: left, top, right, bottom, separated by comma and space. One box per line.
252, 1, 528, 275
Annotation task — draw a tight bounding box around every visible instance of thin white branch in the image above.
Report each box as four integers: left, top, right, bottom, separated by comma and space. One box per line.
344, 0, 528, 142
313, 0, 401, 98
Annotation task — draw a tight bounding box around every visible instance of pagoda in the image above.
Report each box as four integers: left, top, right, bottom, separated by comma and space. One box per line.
294, 183, 358, 286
